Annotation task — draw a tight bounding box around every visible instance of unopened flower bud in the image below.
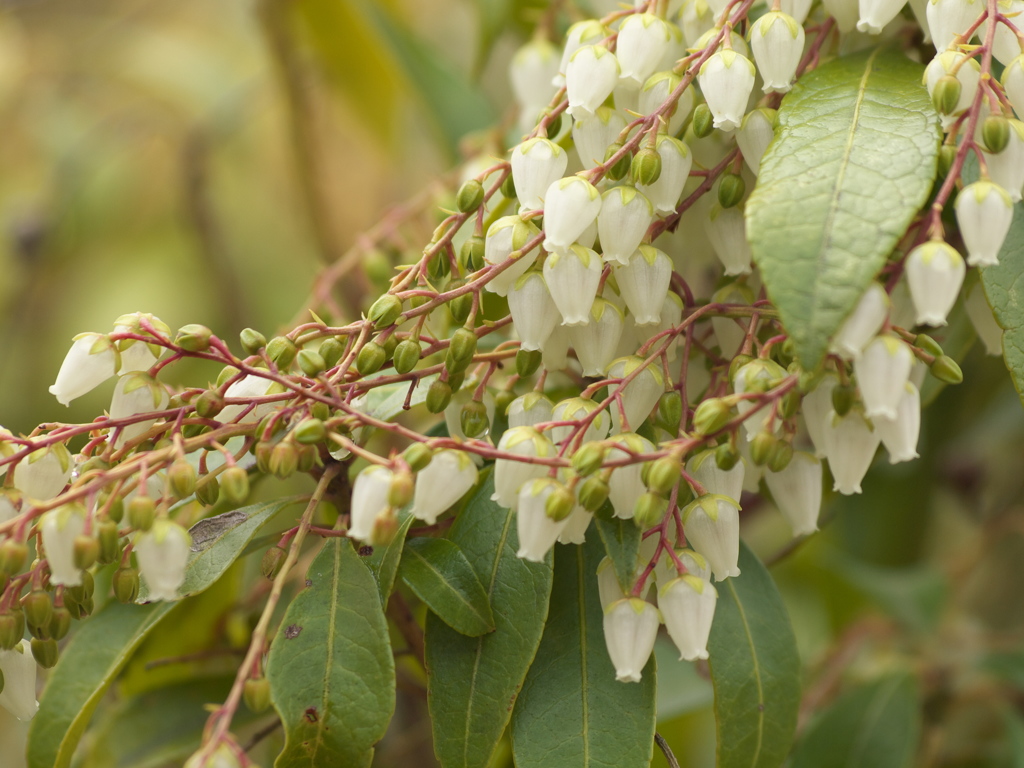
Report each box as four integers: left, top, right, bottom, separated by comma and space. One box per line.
356, 341, 387, 376
915, 334, 944, 357
220, 466, 250, 505
174, 324, 212, 353
135, 520, 190, 601
31, 638, 58, 669
48, 606, 71, 641
459, 400, 490, 439
693, 398, 732, 435
368, 294, 403, 329
290, 417, 324, 445
766, 439, 793, 473
750, 431, 776, 466
647, 455, 681, 495
604, 142, 632, 181
426, 380, 453, 413
544, 484, 576, 522
516, 348, 542, 378
656, 391, 683, 434
715, 443, 740, 471
72, 534, 99, 571
717, 173, 746, 208
572, 443, 608, 477
460, 235, 486, 271
579, 476, 611, 512
603, 597, 660, 683
96, 519, 122, 564
269, 442, 298, 479
297, 349, 326, 377
393, 340, 421, 374
448, 328, 478, 368
930, 355, 963, 384
22, 591, 53, 634
267, 336, 298, 369
113, 566, 141, 603
456, 179, 485, 213
402, 443, 433, 473
932, 74, 961, 115
631, 147, 662, 186
318, 337, 345, 368
0, 540, 28, 575
633, 491, 668, 529
195, 390, 225, 419
244, 677, 272, 713
240, 328, 266, 354
0, 612, 21, 650
983, 114, 1011, 154
128, 496, 156, 532
831, 384, 855, 417
692, 102, 714, 138
261, 546, 286, 581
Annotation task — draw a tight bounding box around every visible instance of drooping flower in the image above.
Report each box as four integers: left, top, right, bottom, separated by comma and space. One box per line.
566, 45, 620, 119
904, 241, 966, 327
49, 332, 118, 406
982, 119, 1024, 202
506, 393, 554, 430
736, 108, 777, 176
541, 177, 603, 254
602, 597, 660, 683
636, 135, 693, 214
598, 186, 655, 266
135, 519, 191, 601
616, 13, 679, 86
1002, 55, 1024, 118
508, 271, 560, 351
12, 443, 72, 502
349, 465, 394, 542
516, 478, 571, 562
750, 12, 804, 93
109, 372, 169, 449
705, 203, 753, 275
40, 504, 86, 587
956, 181, 1014, 267
854, 334, 915, 421
555, 20, 608, 87
572, 106, 628, 169
494, 427, 556, 510
925, 51, 981, 129
659, 575, 717, 661
733, 358, 787, 440
557, 502, 594, 544
614, 246, 673, 325
639, 72, 693, 137
697, 50, 756, 131
926, 0, 983, 52
607, 433, 656, 519
511, 138, 568, 213
543, 245, 603, 325
681, 494, 742, 581
822, 408, 881, 495
548, 397, 610, 447
606, 356, 664, 434
801, 372, 840, 458
412, 450, 478, 525
483, 216, 542, 296
597, 556, 628, 611
0, 641, 38, 721
874, 383, 921, 464
765, 451, 823, 536
857, 0, 908, 33
981, 0, 1024, 65
687, 448, 746, 505
569, 299, 625, 376
830, 283, 890, 359
510, 38, 560, 129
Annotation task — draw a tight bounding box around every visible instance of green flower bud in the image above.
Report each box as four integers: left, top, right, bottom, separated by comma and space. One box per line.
32, 638, 58, 669
572, 443, 608, 477
297, 349, 327, 377
983, 114, 1010, 154
449, 370, 466, 393
364, 247, 392, 289
195, 390, 225, 419
656, 391, 683, 434
631, 147, 662, 186
97, 519, 122, 565
693, 398, 732, 435
371, 509, 400, 547
174, 324, 212, 353
71, 534, 99, 571
240, 328, 267, 355
261, 546, 286, 580
49, 606, 71, 641
750, 431, 776, 466
501, 173, 516, 200
388, 471, 414, 509
128, 496, 156, 532
293, 418, 327, 445
633, 491, 667, 529
647, 455, 682, 495
254, 441, 273, 473
427, 251, 451, 281
356, 342, 387, 376
933, 75, 961, 115
169, 458, 198, 499
516, 348, 542, 378
604, 142, 631, 181
221, 466, 250, 505
426, 380, 453, 413
368, 294, 404, 329
78, 456, 109, 476
717, 173, 746, 208
66, 570, 95, 604
448, 286, 473, 325
22, 590, 53, 633
105, 494, 124, 524
113, 566, 140, 603
931, 355, 963, 384
831, 384, 855, 417
692, 102, 714, 138
0, 540, 28, 575
460, 400, 490, 438
915, 333, 944, 357
715, 442, 740, 471
269, 442, 299, 479
0, 611, 21, 650
393, 339, 421, 374
448, 328, 478, 367
296, 443, 318, 473
267, 336, 298, 369
541, 108, 562, 137
544, 484, 575, 522
403, 443, 433, 472
196, 477, 220, 507
728, 353, 755, 384
938, 144, 957, 176
244, 677, 272, 713
319, 337, 345, 368
460, 235, 486, 271
216, 366, 237, 388
767, 439, 793, 473
780, 389, 800, 419
457, 179, 485, 213
579, 476, 611, 513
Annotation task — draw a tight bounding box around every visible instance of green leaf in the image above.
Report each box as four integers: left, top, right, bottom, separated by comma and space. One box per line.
790, 674, 920, 768
425, 473, 554, 768
747, 48, 939, 369
980, 203, 1024, 404
708, 541, 801, 768
655, 638, 714, 720
138, 497, 299, 602
593, 510, 641, 592
400, 538, 496, 637
511, 537, 656, 768
359, 373, 439, 422
27, 602, 176, 768
267, 537, 395, 768
365, 509, 415, 605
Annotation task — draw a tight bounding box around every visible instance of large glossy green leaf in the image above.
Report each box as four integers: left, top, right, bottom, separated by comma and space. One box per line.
400, 537, 495, 637
365, 509, 415, 605
707, 541, 801, 768
425, 474, 554, 768
747, 48, 939, 369
980, 203, 1024, 404
790, 674, 920, 768
593, 511, 641, 592
138, 497, 299, 602
267, 537, 395, 768
510, 537, 656, 768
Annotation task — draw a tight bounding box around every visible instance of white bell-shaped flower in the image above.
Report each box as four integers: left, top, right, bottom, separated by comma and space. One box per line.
217, 375, 281, 425
682, 494, 742, 581
569, 299, 626, 376
49, 332, 118, 406
639, 72, 694, 136
557, 502, 594, 544
114, 328, 162, 375
542, 177, 602, 253
555, 20, 608, 87
651, 291, 685, 362
507, 393, 554, 430
1002, 55, 1024, 118
0, 492, 17, 526
830, 282, 890, 359
910, 0, 934, 39
925, 51, 981, 129
694, 27, 750, 57
12, 443, 72, 502
765, 451, 823, 536
484, 215, 542, 296
687, 448, 745, 504
905, 241, 966, 326
636, 135, 693, 214
135, 519, 191, 601
705, 203, 753, 275
824, 0, 861, 30
698, 50, 756, 132
40, 504, 86, 587
857, 0, 907, 32
888, 276, 917, 331
822, 408, 880, 495
965, 281, 1003, 355
854, 334, 915, 421
566, 45, 620, 119
598, 556, 628, 611
511, 138, 568, 213
927, 0, 983, 52
543, 244, 603, 325
801, 372, 840, 458
956, 181, 1014, 267
875, 382, 921, 464
603, 597, 660, 683
572, 106, 627, 169
681, 0, 715, 45
577, 217, 599, 250
711, 282, 755, 358
516, 478, 571, 561
615, 246, 673, 325
549, 397, 610, 447
781, 0, 815, 22
109, 372, 169, 449
607, 433, 656, 519
733, 358, 787, 440
737, 108, 776, 176
412, 450, 478, 524
659, 575, 717, 661
606, 356, 664, 433
981, 0, 1024, 65
510, 38, 560, 122
750, 12, 804, 93
542, 323, 572, 370
617, 14, 679, 86
0, 642, 38, 721
508, 271, 561, 351
349, 465, 393, 541
654, 548, 711, 588
983, 119, 1024, 202
598, 186, 654, 266
494, 427, 555, 510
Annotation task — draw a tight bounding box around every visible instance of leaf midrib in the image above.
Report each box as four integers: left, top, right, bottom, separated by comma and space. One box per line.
405, 548, 490, 625
726, 578, 765, 768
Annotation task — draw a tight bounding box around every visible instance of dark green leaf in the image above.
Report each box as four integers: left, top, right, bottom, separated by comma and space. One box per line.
790, 674, 920, 768
980, 203, 1024, 404
655, 638, 714, 720
267, 537, 395, 768
747, 48, 939, 369
425, 474, 554, 768
400, 538, 495, 636
365, 509, 415, 605
594, 510, 641, 592
511, 537, 656, 768
708, 541, 801, 768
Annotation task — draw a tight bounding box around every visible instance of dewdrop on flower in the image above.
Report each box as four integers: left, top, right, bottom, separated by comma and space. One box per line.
555, 20, 608, 87
698, 50, 756, 132
109, 372, 169, 449
412, 450, 477, 525
569, 299, 626, 376
494, 427, 555, 510
765, 451, 823, 536
484, 215, 542, 296
40, 504, 86, 587
822, 408, 881, 495
639, 72, 694, 137
682, 494, 742, 581
516, 478, 571, 562
49, 332, 118, 406
614, 246, 672, 325
598, 186, 654, 266
925, 51, 981, 129
905, 241, 966, 326
603, 597, 660, 683
135, 519, 191, 601
854, 334, 915, 421
12, 443, 72, 502
572, 106, 627, 169
349, 465, 394, 541
616, 13, 679, 86
511, 138, 568, 214
543, 244, 603, 325
659, 575, 717, 661
830, 282, 890, 359
705, 203, 753, 275
956, 181, 1014, 267
926, 0, 983, 53
750, 12, 804, 93
443, 389, 495, 441
566, 45, 620, 120
983, 119, 1024, 202
542, 177, 602, 254
549, 397, 610, 447
607, 433, 656, 519
0, 642, 38, 721
857, 0, 907, 33
636, 135, 693, 214
507, 393, 554, 430
687, 448, 745, 505
737, 108, 777, 176
606, 356, 664, 434
508, 271, 560, 351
